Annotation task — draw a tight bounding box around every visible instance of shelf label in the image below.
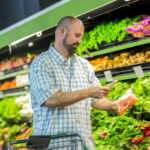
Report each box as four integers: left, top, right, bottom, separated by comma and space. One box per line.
23, 65, 28, 72
24, 86, 29, 91
133, 66, 144, 78
0, 72, 4, 76
0, 91, 4, 99
0, 72, 4, 80
104, 70, 113, 82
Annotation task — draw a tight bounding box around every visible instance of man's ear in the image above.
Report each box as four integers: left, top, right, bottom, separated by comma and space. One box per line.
60, 26, 67, 37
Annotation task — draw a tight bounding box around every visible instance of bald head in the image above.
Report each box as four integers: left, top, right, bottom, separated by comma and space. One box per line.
55, 16, 83, 32
54, 16, 84, 58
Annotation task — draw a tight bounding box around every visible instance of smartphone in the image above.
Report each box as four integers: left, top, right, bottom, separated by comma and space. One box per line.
107, 80, 118, 88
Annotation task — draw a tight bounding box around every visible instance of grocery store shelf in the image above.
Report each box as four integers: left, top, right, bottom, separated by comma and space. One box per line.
79, 0, 138, 22
82, 37, 150, 58
0, 0, 139, 50
0, 86, 29, 99
99, 71, 150, 83
96, 61, 150, 82
0, 64, 29, 81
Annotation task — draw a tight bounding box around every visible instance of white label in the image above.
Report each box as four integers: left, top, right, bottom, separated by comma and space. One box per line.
0, 72, 4, 76
23, 65, 28, 69
24, 86, 29, 91
133, 66, 144, 78
0, 91, 4, 98
23, 65, 28, 72
104, 70, 113, 82
0, 72, 4, 80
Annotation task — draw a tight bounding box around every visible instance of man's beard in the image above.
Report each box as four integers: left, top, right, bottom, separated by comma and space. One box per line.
63, 33, 79, 56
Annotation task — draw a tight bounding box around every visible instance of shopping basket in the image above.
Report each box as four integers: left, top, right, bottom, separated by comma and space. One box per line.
7, 133, 89, 150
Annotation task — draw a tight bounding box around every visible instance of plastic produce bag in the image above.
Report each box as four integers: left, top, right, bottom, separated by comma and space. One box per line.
115, 88, 138, 115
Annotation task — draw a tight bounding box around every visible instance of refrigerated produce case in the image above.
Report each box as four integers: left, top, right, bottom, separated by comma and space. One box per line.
0, 0, 150, 149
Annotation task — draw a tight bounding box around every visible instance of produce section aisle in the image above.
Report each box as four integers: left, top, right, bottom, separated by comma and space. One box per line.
0, 0, 150, 149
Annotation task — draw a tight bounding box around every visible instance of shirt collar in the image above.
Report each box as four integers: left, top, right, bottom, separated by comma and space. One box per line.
48, 44, 75, 65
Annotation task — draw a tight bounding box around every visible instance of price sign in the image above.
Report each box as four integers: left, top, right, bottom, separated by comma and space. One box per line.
133, 66, 144, 78
24, 86, 29, 91
104, 70, 113, 82
23, 65, 28, 72
0, 91, 4, 99
0, 72, 4, 80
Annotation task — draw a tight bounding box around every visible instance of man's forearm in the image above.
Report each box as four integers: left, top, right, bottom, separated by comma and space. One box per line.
92, 97, 117, 111
45, 88, 90, 107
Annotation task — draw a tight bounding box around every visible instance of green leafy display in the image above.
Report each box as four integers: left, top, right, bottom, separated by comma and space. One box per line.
91, 77, 150, 149
0, 97, 21, 122
106, 78, 150, 116
76, 15, 142, 56
92, 115, 147, 150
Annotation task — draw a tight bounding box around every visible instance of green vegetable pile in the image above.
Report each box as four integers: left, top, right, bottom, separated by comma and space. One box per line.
0, 97, 21, 122
0, 97, 33, 150
0, 122, 33, 150
76, 15, 142, 56
106, 77, 150, 116
91, 77, 150, 150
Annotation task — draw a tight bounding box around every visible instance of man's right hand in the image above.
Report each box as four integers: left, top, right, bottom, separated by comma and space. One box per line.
88, 85, 110, 99
45, 85, 110, 108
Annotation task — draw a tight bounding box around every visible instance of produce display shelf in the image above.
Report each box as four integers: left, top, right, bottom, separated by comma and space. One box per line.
0, 86, 29, 99
82, 37, 150, 58
99, 71, 150, 83
0, 64, 29, 80
4, 91, 28, 97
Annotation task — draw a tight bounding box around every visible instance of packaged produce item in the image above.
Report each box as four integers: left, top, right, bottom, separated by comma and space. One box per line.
115, 88, 138, 115
142, 15, 150, 20
126, 25, 143, 32
126, 15, 150, 38
126, 25, 144, 38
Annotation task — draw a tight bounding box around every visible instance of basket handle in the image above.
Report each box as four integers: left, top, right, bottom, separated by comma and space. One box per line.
51, 133, 90, 150
7, 139, 28, 150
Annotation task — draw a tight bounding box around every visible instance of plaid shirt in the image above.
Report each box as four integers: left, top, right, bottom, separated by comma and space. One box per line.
28, 45, 100, 150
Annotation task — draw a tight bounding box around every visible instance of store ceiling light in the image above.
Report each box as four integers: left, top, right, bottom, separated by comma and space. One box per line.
28, 42, 34, 47
11, 31, 42, 46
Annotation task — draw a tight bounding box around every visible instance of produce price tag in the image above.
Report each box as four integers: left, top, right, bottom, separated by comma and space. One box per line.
24, 86, 29, 91
104, 70, 113, 82
0, 72, 4, 80
133, 66, 144, 78
23, 65, 28, 72
0, 91, 4, 98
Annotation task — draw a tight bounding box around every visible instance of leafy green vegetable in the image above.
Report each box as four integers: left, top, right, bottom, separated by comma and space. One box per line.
91, 76, 150, 149
76, 15, 142, 56
0, 97, 21, 122
92, 115, 145, 150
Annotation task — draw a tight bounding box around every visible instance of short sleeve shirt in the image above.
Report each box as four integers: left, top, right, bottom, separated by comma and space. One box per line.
28, 45, 100, 150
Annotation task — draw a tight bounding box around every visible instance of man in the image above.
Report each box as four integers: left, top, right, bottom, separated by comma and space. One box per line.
29, 16, 119, 149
